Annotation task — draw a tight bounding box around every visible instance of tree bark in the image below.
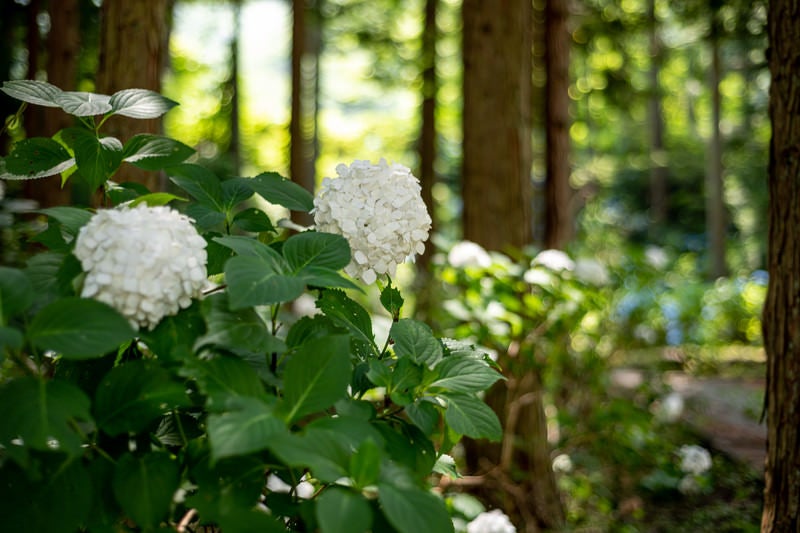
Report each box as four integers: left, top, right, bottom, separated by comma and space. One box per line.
761, 0, 800, 530
543, 0, 572, 249
417, 0, 437, 271
96, 0, 172, 192
462, 0, 532, 251
706, 28, 726, 278
647, 0, 667, 236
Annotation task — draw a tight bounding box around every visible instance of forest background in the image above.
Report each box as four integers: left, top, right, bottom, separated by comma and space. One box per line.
0, 0, 784, 532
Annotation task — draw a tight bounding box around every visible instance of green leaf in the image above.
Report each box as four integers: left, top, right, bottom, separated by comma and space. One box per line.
297, 266, 363, 291
281, 334, 351, 422
224, 255, 305, 309
113, 452, 180, 529
350, 439, 382, 489
56, 91, 112, 116
316, 289, 377, 357
442, 392, 502, 441
317, 488, 372, 533
59, 127, 123, 189
405, 400, 440, 435
214, 235, 284, 261
378, 484, 454, 533
187, 355, 267, 400
0, 377, 92, 456
27, 297, 135, 359
245, 171, 314, 212
207, 396, 284, 461
195, 293, 280, 354
142, 302, 205, 362
0, 327, 23, 356
0, 267, 33, 320
186, 203, 226, 230
389, 358, 423, 406
1, 79, 63, 107
232, 207, 276, 233
106, 180, 150, 205
122, 134, 194, 170
94, 360, 191, 436
284, 231, 351, 272
390, 319, 443, 368
168, 163, 224, 209
37, 206, 92, 238
268, 428, 349, 483
3, 137, 74, 179
222, 178, 254, 211
430, 357, 504, 393
129, 191, 188, 207
380, 283, 404, 318
109, 88, 178, 119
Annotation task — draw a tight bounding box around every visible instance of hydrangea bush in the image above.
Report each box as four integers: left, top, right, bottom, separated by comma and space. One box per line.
0, 80, 503, 533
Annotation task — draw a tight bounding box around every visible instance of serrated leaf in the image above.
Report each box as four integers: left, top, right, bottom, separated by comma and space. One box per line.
317, 488, 372, 533
1, 79, 63, 107
113, 452, 180, 529
3, 137, 74, 179
389, 358, 423, 406
56, 91, 112, 116
380, 284, 404, 318
222, 178, 254, 211
0, 267, 33, 319
94, 360, 191, 435
27, 297, 135, 359
207, 396, 284, 461
232, 207, 276, 233
390, 319, 443, 368
122, 134, 194, 170
268, 429, 349, 483
195, 293, 279, 354
429, 357, 504, 393
37, 206, 92, 238
128, 191, 187, 207
0, 377, 92, 456
442, 392, 502, 441
284, 231, 350, 272
224, 255, 305, 309
168, 163, 224, 208
281, 334, 351, 422
378, 484, 454, 533
405, 400, 440, 435
186, 203, 226, 230
245, 171, 314, 212
187, 355, 266, 400
61, 128, 123, 189
316, 290, 377, 357
109, 88, 178, 119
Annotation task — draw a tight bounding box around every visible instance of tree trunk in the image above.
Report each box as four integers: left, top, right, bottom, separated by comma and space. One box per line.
706, 29, 726, 278
290, 0, 320, 228
543, 0, 572, 250
96, 0, 172, 193
227, 0, 241, 177
462, 0, 532, 251
761, 0, 800, 530
417, 0, 437, 271
647, 0, 667, 236
462, 1, 563, 530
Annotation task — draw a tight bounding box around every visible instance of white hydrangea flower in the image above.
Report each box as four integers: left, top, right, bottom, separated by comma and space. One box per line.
645, 245, 669, 269
654, 392, 684, 423
574, 258, 610, 286
677, 445, 712, 475
532, 249, 575, 272
448, 241, 491, 269
313, 159, 431, 284
552, 453, 573, 473
73, 204, 207, 330
678, 474, 702, 495
466, 509, 516, 533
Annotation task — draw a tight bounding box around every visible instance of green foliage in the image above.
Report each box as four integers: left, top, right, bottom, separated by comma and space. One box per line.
0, 80, 501, 532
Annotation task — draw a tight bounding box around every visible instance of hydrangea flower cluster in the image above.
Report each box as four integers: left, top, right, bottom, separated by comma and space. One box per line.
447, 240, 492, 269
678, 444, 712, 475
466, 509, 517, 533
313, 159, 431, 284
73, 204, 208, 330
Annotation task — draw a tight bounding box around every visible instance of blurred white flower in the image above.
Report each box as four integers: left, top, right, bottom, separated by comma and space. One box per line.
448, 241, 492, 269
467, 509, 516, 533
523, 267, 552, 286
645, 245, 669, 269
313, 159, 431, 284
532, 249, 575, 272
678, 445, 712, 475
266, 474, 314, 499
73, 204, 207, 330
654, 392, 684, 423
678, 474, 702, 495
552, 453, 573, 473
574, 258, 610, 286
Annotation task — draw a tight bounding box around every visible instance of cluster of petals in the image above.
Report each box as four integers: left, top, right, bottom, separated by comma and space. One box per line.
466, 509, 517, 533
677, 444, 712, 475
447, 240, 492, 269
313, 159, 431, 284
73, 204, 208, 330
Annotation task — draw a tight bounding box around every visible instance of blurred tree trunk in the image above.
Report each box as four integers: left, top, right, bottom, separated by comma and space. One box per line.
462, 1, 563, 531
417, 0, 437, 271
647, 0, 667, 236
543, 0, 572, 249
22, 0, 78, 207
96, 0, 172, 193
290, 0, 321, 228
761, 0, 800, 530
706, 12, 726, 278
226, 0, 242, 176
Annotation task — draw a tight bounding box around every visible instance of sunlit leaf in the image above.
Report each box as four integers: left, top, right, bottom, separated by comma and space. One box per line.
390, 319, 443, 368
122, 134, 194, 170
245, 171, 314, 212
284, 231, 350, 272
109, 88, 178, 119
55, 91, 112, 116
1, 79, 63, 107
429, 357, 504, 393
442, 392, 502, 441
3, 138, 74, 180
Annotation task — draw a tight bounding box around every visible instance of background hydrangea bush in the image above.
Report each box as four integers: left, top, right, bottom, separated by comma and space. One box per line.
0, 80, 503, 533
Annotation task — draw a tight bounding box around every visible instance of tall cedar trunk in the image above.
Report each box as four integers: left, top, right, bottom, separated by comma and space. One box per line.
22, 0, 79, 207
761, 0, 800, 530
417, 0, 437, 271
228, 0, 241, 176
706, 28, 726, 278
647, 0, 667, 235
462, 1, 563, 531
290, 0, 320, 228
96, 0, 171, 193
543, 0, 572, 250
